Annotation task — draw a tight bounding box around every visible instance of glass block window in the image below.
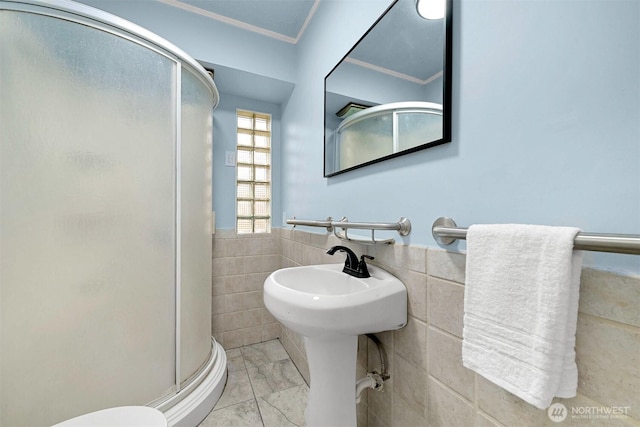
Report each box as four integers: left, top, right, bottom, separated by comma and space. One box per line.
236, 110, 271, 234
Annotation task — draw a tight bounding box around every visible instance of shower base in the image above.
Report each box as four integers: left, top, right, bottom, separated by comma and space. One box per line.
156, 339, 227, 426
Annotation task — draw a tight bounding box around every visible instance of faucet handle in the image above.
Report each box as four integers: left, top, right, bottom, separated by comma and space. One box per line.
359, 254, 374, 267
357, 255, 374, 278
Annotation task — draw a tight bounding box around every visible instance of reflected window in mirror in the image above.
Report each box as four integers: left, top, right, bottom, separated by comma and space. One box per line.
324, 0, 452, 177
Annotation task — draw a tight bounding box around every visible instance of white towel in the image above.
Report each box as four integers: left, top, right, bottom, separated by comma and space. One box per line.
462, 224, 583, 409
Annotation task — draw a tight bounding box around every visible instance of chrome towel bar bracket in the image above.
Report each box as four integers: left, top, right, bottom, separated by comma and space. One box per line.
431, 217, 640, 255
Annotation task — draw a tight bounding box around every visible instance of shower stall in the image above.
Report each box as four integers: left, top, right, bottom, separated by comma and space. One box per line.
334, 101, 443, 171
0, 1, 225, 425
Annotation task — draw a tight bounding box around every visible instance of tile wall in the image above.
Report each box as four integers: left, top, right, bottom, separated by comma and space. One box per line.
212, 228, 640, 427
211, 230, 281, 349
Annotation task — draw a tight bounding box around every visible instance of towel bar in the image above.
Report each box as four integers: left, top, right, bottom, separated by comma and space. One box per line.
286, 216, 411, 245
286, 217, 334, 232
431, 217, 640, 255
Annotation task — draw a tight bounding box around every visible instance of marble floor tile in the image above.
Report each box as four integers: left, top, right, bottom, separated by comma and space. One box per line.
247, 359, 306, 397
241, 339, 290, 367
201, 399, 263, 427
214, 368, 254, 410
200, 339, 308, 427
226, 348, 246, 372
257, 384, 309, 427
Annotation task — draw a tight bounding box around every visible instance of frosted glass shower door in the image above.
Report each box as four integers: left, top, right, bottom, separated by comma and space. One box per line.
338, 113, 393, 170
179, 70, 214, 384
0, 10, 176, 426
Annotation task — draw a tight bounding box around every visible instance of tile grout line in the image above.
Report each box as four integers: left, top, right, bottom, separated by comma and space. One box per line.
240, 345, 267, 427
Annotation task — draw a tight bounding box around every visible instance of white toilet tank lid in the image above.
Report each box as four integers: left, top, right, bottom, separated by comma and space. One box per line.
52, 406, 167, 427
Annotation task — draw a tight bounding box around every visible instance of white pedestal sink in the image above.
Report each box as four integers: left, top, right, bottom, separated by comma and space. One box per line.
264, 263, 407, 427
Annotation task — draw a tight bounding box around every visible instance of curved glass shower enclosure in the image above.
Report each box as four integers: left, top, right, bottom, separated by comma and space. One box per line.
0, 1, 224, 426
334, 101, 443, 171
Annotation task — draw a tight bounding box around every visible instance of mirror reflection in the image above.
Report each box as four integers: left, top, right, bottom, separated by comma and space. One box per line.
324, 0, 452, 177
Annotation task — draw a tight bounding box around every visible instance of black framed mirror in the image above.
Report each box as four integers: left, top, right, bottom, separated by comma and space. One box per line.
324, 0, 452, 177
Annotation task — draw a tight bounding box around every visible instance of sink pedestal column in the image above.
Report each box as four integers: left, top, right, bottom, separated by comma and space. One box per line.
304, 335, 358, 427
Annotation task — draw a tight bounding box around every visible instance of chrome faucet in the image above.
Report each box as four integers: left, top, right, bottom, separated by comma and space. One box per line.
326, 245, 374, 278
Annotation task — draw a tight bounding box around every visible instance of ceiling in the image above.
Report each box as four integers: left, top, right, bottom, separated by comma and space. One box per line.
158, 0, 319, 43
165, 0, 443, 95
154, 0, 319, 103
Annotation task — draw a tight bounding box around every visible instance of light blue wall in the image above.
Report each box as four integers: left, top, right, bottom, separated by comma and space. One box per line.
213, 93, 282, 229
75, 0, 296, 83
282, 0, 640, 274
75, 0, 639, 274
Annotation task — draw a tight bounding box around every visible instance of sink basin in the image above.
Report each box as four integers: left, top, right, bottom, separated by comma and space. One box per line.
264, 262, 407, 427
264, 263, 407, 337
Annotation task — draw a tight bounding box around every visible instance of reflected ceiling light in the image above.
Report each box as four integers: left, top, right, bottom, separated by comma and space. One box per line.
416, 0, 445, 20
